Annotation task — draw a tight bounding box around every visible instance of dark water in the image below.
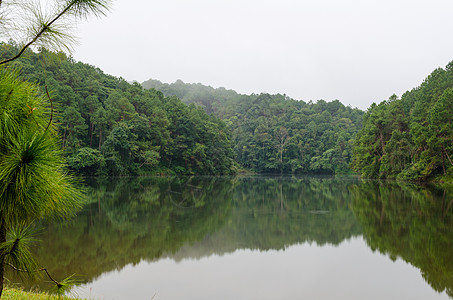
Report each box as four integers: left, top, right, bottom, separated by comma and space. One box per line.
19, 176, 453, 299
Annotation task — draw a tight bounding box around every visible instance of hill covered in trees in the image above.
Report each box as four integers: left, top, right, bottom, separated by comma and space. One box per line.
0, 43, 236, 176
351, 62, 453, 182
5, 42, 450, 179
143, 79, 364, 174
0, 42, 365, 176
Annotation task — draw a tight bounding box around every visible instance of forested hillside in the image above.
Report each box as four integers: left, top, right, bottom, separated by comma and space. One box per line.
351, 62, 453, 181
1, 42, 366, 176
0, 43, 236, 176
143, 79, 364, 174
2, 47, 451, 179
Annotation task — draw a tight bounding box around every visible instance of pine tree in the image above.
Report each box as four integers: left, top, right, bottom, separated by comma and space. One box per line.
0, 0, 111, 296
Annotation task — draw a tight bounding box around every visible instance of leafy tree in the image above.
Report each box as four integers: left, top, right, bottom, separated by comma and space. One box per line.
102, 122, 137, 175
352, 62, 453, 181
61, 105, 88, 150
67, 147, 105, 176
79, 95, 102, 146
427, 88, 453, 174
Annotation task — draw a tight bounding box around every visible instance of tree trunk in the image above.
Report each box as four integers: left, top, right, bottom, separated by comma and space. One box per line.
98, 128, 103, 152
442, 145, 453, 167
379, 129, 385, 156
0, 217, 6, 298
89, 121, 94, 147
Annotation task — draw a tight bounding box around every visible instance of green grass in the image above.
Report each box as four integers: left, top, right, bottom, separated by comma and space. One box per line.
2, 287, 84, 300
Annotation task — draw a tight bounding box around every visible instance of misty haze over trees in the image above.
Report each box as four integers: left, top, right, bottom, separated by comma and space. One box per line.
142, 79, 364, 174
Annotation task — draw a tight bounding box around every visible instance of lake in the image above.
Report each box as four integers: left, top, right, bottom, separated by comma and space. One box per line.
23, 176, 453, 299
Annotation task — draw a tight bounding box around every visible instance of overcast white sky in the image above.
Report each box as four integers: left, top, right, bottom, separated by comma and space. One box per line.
72, 0, 453, 110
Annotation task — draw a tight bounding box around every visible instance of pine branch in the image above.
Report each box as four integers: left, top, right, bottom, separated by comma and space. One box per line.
0, 0, 110, 65
44, 85, 54, 132
0, 2, 73, 65
7, 263, 61, 287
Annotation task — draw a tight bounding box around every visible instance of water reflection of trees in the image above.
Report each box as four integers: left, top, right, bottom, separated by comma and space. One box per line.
31, 176, 234, 289
210, 176, 361, 252
22, 176, 453, 298
351, 181, 453, 297
26, 176, 360, 288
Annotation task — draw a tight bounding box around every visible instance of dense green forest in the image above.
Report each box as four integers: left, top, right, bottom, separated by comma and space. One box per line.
143, 79, 364, 174
3, 41, 451, 179
0, 42, 364, 176
351, 62, 453, 181
0, 43, 236, 176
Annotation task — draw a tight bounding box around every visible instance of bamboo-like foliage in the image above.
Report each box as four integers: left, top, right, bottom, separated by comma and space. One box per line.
0, 67, 83, 297
0, 67, 82, 226
0, 225, 40, 282
0, 67, 81, 297
0, 131, 82, 224
0, 68, 46, 141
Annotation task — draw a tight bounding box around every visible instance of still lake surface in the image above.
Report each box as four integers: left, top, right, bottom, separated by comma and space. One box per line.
26, 176, 453, 299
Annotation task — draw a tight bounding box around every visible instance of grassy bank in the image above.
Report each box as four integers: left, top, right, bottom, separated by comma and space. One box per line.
2, 287, 83, 300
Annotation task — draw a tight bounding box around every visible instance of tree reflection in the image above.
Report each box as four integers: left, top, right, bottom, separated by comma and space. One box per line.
16, 176, 453, 298
351, 181, 453, 297
22, 176, 360, 289
29, 176, 234, 289
22, 175, 453, 297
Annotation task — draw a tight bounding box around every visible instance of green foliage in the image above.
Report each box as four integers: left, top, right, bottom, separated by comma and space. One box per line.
0, 132, 81, 224
0, 0, 112, 297
0, 43, 236, 175
2, 286, 82, 299
0, 67, 81, 226
0, 66, 82, 297
352, 63, 453, 181
67, 147, 105, 176
48, 274, 80, 297
142, 79, 364, 174
2, 43, 364, 177
0, 225, 39, 282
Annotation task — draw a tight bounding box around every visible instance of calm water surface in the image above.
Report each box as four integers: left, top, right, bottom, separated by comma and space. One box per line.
26, 176, 453, 299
